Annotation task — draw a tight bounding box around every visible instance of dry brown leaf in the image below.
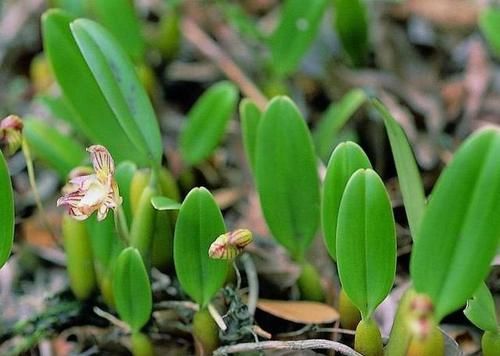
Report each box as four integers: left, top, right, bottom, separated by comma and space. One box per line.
256, 299, 339, 324
213, 187, 244, 210
391, 0, 478, 28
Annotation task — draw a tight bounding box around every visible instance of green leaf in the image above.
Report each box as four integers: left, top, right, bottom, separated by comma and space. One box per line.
0, 150, 14, 268
313, 89, 366, 161
42, 9, 146, 165
113, 247, 152, 332
239, 98, 262, 173
336, 169, 396, 319
23, 118, 86, 178
322, 142, 372, 261
115, 161, 137, 227
479, 8, 500, 58
269, 0, 328, 76
151, 196, 181, 211
333, 0, 369, 66
174, 187, 228, 307
70, 18, 162, 166
255, 96, 320, 260
180, 81, 238, 165
464, 282, 498, 332
411, 128, 500, 321
90, 0, 145, 61
371, 99, 426, 239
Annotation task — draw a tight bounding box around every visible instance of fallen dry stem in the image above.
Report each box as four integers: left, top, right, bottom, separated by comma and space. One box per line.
182, 18, 268, 110
213, 339, 362, 356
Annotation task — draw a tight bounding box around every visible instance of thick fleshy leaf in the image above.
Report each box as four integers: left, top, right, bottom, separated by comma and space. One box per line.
174, 187, 228, 307
70, 18, 162, 166
115, 161, 137, 227
313, 89, 366, 161
23, 118, 86, 178
322, 142, 372, 261
268, 0, 328, 76
333, 0, 369, 66
151, 196, 181, 211
371, 99, 426, 239
239, 98, 262, 173
411, 128, 500, 321
479, 8, 500, 58
464, 282, 498, 332
180, 81, 238, 165
113, 247, 152, 332
0, 150, 14, 268
42, 9, 145, 164
255, 96, 320, 260
90, 0, 145, 61
336, 169, 396, 319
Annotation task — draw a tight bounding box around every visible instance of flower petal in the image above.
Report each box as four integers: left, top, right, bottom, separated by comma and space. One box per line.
87, 145, 114, 179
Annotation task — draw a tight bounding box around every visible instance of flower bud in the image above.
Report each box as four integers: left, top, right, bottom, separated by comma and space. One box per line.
0, 115, 23, 155
208, 229, 253, 259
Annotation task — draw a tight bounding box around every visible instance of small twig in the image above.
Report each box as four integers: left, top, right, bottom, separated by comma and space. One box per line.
240, 253, 258, 316
154, 300, 199, 312
93, 307, 130, 332
213, 339, 362, 356
182, 18, 268, 110
314, 327, 356, 336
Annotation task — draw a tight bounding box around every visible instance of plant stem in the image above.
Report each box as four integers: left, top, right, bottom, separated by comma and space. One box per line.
114, 205, 130, 243
21, 138, 58, 245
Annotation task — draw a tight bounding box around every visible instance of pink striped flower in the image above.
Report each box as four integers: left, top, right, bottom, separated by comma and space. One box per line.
57, 145, 122, 221
0, 115, 23, 155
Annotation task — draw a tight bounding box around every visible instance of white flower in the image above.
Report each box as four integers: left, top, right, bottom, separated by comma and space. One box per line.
57, 145, 122, 221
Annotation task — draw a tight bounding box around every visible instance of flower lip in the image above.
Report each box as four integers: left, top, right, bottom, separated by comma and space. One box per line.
57, 145, 121, 221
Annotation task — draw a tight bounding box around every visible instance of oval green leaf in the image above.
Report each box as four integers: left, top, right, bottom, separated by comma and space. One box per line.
464, 282, 498, 333
480, 8, 500, 58
313, 89, 366, 161
0, 150, 14, 268
322, 141, 372, 261
334, 0, 369, 66
371, 99, 426, 240
90, 0, 145, 61
255, 96, 320, 261
336, 169, 396, 319
23, 118, 86, 179
41, 9, 146, 165
180, 81, 238, 165
113, 247, 152, 332
70, 18, 162, 166
240, 98, 262, 173
174, 187, 228, 307
410, 128, 500, 321
268, 0, 328, 76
